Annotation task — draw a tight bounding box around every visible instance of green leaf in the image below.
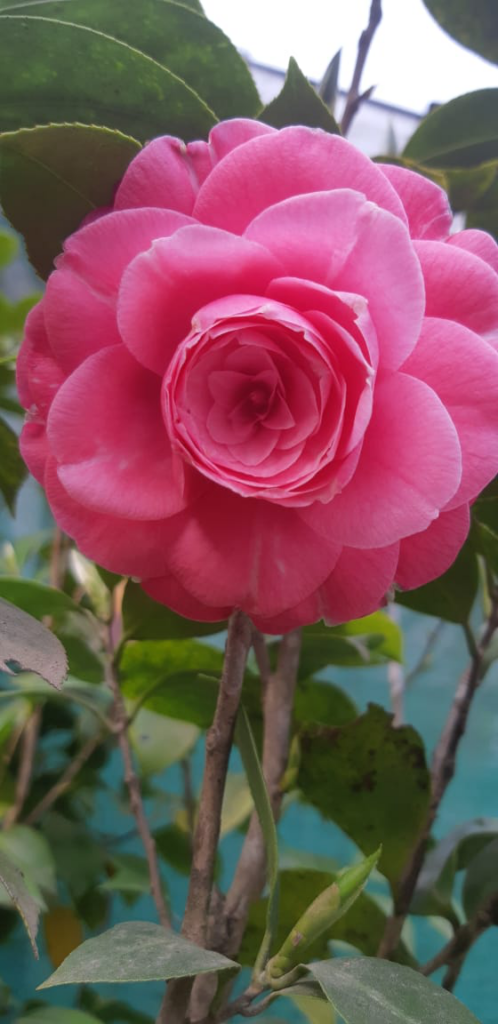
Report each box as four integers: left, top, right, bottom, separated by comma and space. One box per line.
120, 639, 223, 724
2, 0, 260, 119
0, 16, 216, 142
122, 581, 226, 640
396, 538, 478, 623
129, 707, 199, 775
100, 854, 158, 899
462, 836, 498, 920
0, 598, 68, 689
299, 612, 403, 676
259, 57, 340, 134
404, 89, 498, 168
294, 679, 357, 730
0, 229, 17, 268
154, 823, 193, 876
41, 814, 105, 902
0, 825, 57, 905
0, 416, 26, 513
298, 705, 430, 892
236, 706, 279, 973
421, 0, 498, 65
412, 817, 498, 920
308, 958, 481, 1023
290, 994, 336, 1024
18, 1007, 102, 1024
0, 577, 83, 620
39, 920, 239, 987
0, 124, 139, 280
220, 772, 254, 836
0, 848, 40, 956
239, 868, 413, 967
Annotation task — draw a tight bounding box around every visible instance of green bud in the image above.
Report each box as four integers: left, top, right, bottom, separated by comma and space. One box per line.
266, 846, 381, 984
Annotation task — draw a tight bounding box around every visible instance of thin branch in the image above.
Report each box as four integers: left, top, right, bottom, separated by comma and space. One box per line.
161, 610, 252, 1024
3, 706, 42, 830
251, 628, 271, 696
222, 628, 302, 959
106, 605, 170, 932
377, 595, 498, 959
340, 0, 382, 136
25, 732, 102, 825
421, 892, 498, 988
405, 620, 445, 688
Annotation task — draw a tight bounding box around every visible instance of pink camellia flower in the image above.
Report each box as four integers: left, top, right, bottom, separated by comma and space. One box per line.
17, 120, 498, 631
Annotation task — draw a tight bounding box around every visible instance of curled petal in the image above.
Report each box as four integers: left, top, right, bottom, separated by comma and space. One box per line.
396, 504, 470, 590
416, 239, 498, 344
378, 163, 452, 240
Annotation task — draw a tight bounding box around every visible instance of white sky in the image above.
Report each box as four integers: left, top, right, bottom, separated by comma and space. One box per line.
202, 0, 498, 113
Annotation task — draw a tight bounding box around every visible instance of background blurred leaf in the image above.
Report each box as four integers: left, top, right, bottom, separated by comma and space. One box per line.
0, 848, 40, 956
0, 230, 17, 269
462, 836, 498, 920
259, 57, 340, 133
404, 89, 498, 167
298, 705, 430, 893
0, 417, 26, 512
0, 17, 216, 142
421, 0, 498, 65
2, 0, 259, 119
44, 905, 84, 969
413, 817, 498, 921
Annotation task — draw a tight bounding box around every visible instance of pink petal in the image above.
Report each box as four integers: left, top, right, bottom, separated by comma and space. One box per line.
16, 304, 64, 413
156, 484, 342, 618
251, 543, 399, 632
416, 240, 498, 344
402, 318, 498, 507
19, 422, 49, 485
45, 458, 183, 578
448, 229, 498, 273
378, 163, 452, 240
396, 504, 470, 590
194, 127, 407, 234
303, 372, 462, 548
44, 271, 122, 373
118, 226, 280, 374
143, 573, 230, 622
115, 121, 275, 213
47, 346, 195, 519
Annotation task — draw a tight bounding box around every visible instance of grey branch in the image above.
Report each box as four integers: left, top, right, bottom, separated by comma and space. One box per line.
340, 0, 382, 136
421, 892, 498, 989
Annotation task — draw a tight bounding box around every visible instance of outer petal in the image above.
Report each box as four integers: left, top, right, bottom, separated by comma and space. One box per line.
416, 240, 498, 344
378, 163, 452, 240
246, 190, 424, 368
303, 372, 462, 548
396, 504, 470, 590
448, 229, 498, 274
252, 543, 399, 632
16, 304, 64, 414
45, 208, 195, 373
118, 226, 280, 374
19, 422, 49, 485
143, 573, 231, 623
153, 483, 342, 618
115, 120, 275, 212
47, 346, 195, 519
45, 459, 182, 578
193, 127, 408, 234
402, 318, 498, 507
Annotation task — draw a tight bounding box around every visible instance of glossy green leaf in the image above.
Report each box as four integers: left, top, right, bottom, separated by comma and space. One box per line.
122, 582, 226, 640
1, 0, 259, 119
299, 612, 403, 677
0, 124, 140, 280
0, 17, 216, 141
421, 0, 498, 65
39, 920, 239, 987
236, 705, 279, 973
396, 538, 478, 623
404, 89, 498, 168
120, 639, 224, 725
239, 868, 413, 966
308, 958, 481, 1023
18, 1007, 102, 1024
259, 57, 340, 133
0, 849, 40, 956
444, 161, 498, 212
0, 416, 26, 513
462, 836, 498, 920
0, 598, 67, 689
298, 705, 430, 892
466, 174, 498, 238
0, 229, 17, 268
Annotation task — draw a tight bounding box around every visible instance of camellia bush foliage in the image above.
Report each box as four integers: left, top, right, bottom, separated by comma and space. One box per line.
1, 0, 498, 1022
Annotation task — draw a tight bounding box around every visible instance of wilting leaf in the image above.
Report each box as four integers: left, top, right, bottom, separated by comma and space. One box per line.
0, 598, 67, 689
